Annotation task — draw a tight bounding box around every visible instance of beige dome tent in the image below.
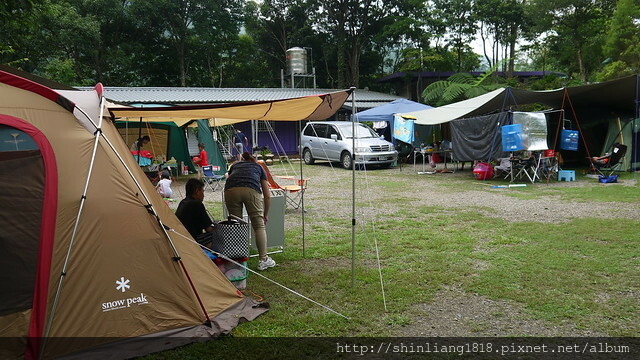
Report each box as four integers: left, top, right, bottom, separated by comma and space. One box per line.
0, 70, 269, 359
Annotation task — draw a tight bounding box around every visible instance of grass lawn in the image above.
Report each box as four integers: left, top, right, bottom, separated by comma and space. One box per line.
142, 162, 639, 359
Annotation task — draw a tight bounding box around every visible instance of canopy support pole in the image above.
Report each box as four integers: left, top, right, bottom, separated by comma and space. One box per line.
350, 88, 356, 287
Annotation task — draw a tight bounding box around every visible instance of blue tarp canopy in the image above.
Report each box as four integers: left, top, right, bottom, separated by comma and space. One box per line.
353, 98, 432, 124
352, 98, 433, 144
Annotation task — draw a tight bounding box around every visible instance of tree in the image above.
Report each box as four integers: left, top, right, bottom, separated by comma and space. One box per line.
244, 0, 315, 87
596, 0, 640, 80
528, 0, 615, 82
475, 0, 529, 74
311, 0, 411, 88
127, 0, 244, 87
431, 0, 477, 72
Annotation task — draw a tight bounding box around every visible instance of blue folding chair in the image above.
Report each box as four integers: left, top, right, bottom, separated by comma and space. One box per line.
202, 165, 225, 192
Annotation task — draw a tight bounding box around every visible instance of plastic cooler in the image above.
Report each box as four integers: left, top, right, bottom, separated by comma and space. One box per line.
560, 130, 579, 151
473, 162, 494, 180
501, 124, 524, 151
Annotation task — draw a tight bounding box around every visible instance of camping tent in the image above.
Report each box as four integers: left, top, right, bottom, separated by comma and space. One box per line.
116, 120, 198, 172
0, 70, 268, 359
400, 75, 640, 169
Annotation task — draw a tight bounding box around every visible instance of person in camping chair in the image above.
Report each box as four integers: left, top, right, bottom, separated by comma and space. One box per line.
176, 178, 215, 247
590, 143, 619, 166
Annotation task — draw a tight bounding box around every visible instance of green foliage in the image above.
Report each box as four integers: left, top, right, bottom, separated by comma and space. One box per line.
0, 0, 632, 89
595, 0, 640, 81
421, 65, 507, 106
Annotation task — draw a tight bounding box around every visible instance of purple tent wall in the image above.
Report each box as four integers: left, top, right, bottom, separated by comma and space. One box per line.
255, 121, 302, 155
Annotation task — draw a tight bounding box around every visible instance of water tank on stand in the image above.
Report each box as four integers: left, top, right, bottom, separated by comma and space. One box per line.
286, 47, 307, 75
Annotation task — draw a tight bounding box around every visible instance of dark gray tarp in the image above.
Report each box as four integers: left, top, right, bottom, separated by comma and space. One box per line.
451, 112, 509, 161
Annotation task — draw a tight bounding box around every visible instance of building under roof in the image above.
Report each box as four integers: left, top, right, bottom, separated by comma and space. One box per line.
86, 87, 403, 115
88, 86, 403, 156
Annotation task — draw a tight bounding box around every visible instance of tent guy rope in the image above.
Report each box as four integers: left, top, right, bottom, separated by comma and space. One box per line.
168, 229, 350, 320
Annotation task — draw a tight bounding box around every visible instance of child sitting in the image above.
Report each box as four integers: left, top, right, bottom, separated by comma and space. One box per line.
156, 171, 173, 198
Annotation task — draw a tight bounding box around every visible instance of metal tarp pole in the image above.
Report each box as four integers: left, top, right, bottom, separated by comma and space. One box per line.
351, 88, 356, 287
300, 120, 306, 257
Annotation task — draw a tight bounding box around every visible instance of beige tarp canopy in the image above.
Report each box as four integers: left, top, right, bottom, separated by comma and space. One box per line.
109, 89, 353, 125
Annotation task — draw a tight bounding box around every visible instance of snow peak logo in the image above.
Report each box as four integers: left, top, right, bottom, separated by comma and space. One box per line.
101, 277, 150, 312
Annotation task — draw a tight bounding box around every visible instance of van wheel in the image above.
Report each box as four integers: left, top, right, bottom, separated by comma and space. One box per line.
341, 152, 352, 169
303, 148, 315, 165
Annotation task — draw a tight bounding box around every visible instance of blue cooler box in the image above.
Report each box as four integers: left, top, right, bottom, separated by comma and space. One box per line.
501, 124, 524, 151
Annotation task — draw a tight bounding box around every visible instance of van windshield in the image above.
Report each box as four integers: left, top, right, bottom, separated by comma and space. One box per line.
340, 123, 379, 139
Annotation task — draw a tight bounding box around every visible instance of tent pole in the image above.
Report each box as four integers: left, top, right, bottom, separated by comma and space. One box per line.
350, 87, 356, 287
635, 75, 639, 180
41, 96, 106, 357
300, 123, 305, 257
135, 116, 143, 163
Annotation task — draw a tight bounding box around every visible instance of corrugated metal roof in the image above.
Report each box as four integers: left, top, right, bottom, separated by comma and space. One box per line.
77, 86, 402, 109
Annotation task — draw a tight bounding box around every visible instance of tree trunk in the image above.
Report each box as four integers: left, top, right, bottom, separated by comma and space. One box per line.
337, 34, 346, 88
507, 24, 517, 76
177, 39, 186, 87
577, 48, 586, 82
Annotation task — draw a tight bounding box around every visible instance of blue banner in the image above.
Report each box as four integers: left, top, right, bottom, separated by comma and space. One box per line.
393, 115, 414, 143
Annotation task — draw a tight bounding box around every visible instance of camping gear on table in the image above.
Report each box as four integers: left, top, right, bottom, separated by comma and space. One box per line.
211, 217, 250, 259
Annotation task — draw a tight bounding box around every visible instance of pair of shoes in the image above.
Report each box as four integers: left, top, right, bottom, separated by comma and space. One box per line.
257, 256, 276, 271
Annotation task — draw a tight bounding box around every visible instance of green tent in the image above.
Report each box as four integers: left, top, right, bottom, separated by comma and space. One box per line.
116, 121, 197, 172
600, 117, 639, 171
196, 119, 227, 176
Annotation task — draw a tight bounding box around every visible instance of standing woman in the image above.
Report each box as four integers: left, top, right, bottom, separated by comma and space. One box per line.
224, 152, 275, 270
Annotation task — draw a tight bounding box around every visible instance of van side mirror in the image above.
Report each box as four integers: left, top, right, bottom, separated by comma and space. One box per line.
331, 134, 338, 141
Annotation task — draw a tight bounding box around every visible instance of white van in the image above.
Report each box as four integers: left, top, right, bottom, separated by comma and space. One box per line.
300, 121, 398, 169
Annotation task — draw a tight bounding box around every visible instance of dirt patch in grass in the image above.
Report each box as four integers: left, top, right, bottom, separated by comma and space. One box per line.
395, 285, 606, 337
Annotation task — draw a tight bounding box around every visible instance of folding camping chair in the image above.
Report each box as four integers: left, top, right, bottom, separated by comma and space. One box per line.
590, 143, 627, 176
257, 161, 308, 211
493, 157, 512, 179
202, 165, 225, 192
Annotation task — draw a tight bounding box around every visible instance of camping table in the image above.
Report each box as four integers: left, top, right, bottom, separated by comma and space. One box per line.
160, 160, 179, 181
413, 149, 455, 173
413, 149, 427, 172
433, 150, 454, 172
